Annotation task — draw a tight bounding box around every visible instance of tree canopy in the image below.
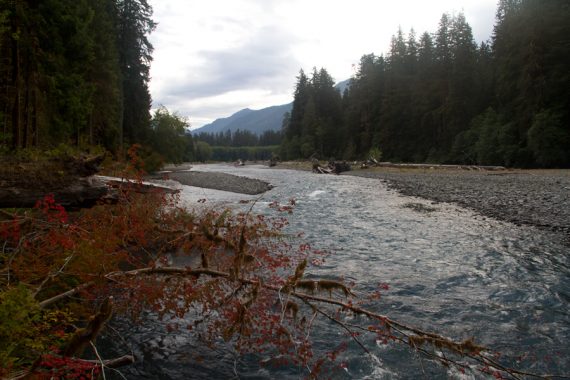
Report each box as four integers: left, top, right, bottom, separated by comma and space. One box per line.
280, 68, 343, 160
0, 0, 155, 154
149, 106, 194, 164
283, 2, 570, 167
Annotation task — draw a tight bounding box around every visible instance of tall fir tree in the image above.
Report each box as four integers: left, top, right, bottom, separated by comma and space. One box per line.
0, 0, 156, 154
116, 0, 155, 148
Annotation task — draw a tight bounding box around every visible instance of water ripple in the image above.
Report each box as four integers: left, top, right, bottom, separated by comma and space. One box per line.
107, 165, 570, 379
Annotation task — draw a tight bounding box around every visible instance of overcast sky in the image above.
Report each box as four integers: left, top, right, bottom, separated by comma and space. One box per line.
148, 0, 498, 129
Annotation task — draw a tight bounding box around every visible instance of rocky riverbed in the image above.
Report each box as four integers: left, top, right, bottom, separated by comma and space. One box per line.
166, 170, 273, 195
349, 168, 570, 244
158, 163, 570, 244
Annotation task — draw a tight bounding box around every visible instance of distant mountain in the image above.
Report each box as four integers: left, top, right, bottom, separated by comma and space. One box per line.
193, 79, 349, 135
193, 103, 292, 135
335, 79, 351, 95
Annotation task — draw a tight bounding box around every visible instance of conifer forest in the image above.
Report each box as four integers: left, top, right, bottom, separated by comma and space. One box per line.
281, 1, 570, 168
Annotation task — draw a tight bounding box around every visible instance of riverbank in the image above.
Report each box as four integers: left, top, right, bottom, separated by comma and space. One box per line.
157, 162, 570, 242
157, 164, 273, 195
349, 168, 570, 243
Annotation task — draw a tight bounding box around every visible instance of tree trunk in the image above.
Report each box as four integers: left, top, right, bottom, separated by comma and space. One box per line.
11, 16, 20, 149
0, 177, 112, 209
0, 155, 111, 208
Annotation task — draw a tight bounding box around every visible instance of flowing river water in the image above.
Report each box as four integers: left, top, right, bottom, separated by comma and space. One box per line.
107, 164, 570, 379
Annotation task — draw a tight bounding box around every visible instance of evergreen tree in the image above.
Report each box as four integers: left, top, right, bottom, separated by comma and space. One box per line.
490, 0, 570, 166
0, 0, 156, 155
86, 0, 121, 150
341, 54, 385, 158
42, 0, 96, 146
312, 68, 342, 158
405, 28, 418, 75
381, 29, 411, 160
447, 13, 478, 141
116, 0, 155, 147
276, 1, 570, 168
430, 13, 453, 160
281, 70, 309, 158
414, 31, 438, 160
0, 0, 39, 148
286, 69, 309, 141
282, 67, 342, 159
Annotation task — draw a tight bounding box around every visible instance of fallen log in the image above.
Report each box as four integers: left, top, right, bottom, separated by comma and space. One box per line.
0, 176, 179, 209
0, 152, 184, 208
313, 165, 334, 174
0, 176, 112, 209
313, 161, 351, 175
364, 162, 506, 171
105, 178, 180, 195
0, 154, 111, 208
0, 154, 105, 190
89, 354, 135, 369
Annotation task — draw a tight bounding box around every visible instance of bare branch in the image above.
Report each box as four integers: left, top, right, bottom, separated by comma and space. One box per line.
39, 281, 94, 308
35, 266, 570, 379
303, 299, 371, 355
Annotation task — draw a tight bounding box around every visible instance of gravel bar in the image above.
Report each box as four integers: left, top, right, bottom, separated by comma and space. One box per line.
167, 170, 273, 195
348, 169, 570, 243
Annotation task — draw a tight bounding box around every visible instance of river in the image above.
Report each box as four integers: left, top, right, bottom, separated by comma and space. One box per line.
107, 164, 570, 379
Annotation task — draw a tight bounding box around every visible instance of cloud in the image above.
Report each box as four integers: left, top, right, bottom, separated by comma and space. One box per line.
150, 19, 302, 128
166, 26, 301, 99
148, 0, 498, 128
154, 88, 293, 129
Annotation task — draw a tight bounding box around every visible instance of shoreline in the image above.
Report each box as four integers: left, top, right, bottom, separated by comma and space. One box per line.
159, 168, 273, 195
156, 162, 569, 243
347, 168, 570, 244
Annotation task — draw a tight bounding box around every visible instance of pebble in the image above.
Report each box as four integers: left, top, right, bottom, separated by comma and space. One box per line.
167, 171, 273, 195
349, 170, 570, 244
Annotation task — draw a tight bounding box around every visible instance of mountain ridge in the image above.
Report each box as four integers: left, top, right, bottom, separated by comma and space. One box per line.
193, 79, 350, 135
193, 103, 292, 135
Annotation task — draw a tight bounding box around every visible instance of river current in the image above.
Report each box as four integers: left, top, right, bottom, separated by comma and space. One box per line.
107, 164, 570, 379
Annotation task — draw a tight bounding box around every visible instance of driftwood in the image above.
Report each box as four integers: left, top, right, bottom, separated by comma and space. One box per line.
3, 177, 180, 214
0, 152, 184, 208
0, 154, 105, 189
364, 161, 506, 171
63, 154, 105, 177
0, 177, 180, 209
0, 176, 112, 209
93, 354, 135, 368
313, 161, 351, 175
0, 154, 110, 208
106, 179, 180, 195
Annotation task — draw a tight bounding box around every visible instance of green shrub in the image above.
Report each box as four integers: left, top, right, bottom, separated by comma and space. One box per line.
0, 286, 71, 372
527, 110, 570, 167
368, 147, 383, 162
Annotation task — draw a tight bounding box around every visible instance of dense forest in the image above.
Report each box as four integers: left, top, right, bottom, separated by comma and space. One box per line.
0, 0, 194, 164
195, 129, 282, 148
1, 0, 568, 168
281, 0, 570, 168
193, 129, 282, 162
